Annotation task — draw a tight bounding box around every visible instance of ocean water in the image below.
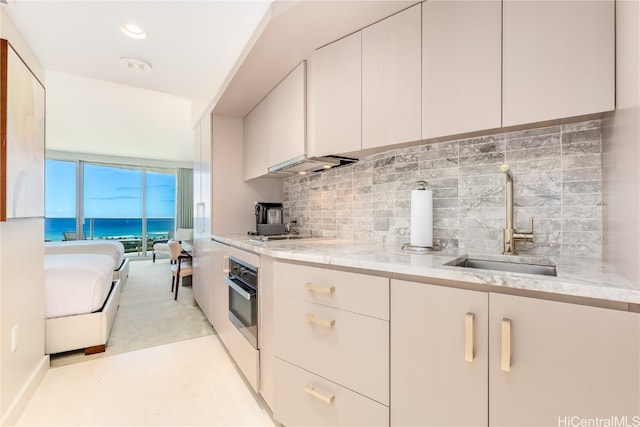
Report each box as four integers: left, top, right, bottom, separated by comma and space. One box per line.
45, 217, 175, 242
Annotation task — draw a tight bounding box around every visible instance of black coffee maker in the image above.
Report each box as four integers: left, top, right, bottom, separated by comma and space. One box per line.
254, 202, 285, 236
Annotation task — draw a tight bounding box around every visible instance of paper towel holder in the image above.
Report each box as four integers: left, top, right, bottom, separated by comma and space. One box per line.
402, 180, 440, 254
415, 180, 429, 191
402, 243, 440, 253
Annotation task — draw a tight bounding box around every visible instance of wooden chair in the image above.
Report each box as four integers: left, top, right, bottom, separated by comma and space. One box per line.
168, 240, 193, 301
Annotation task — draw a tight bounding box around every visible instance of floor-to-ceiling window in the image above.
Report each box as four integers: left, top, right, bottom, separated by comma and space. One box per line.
83, 163, 144, 254
45, 159, 77, 241
145, 167, 177, 251
45, 159, 177, 257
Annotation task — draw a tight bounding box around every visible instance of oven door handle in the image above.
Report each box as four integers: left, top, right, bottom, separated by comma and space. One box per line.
224, 276, 253, 301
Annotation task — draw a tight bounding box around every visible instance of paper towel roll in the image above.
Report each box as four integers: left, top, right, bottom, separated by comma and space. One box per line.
410, 188, 433, 247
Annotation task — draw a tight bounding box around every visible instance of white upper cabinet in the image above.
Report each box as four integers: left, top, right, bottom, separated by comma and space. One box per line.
243, 61, 306, 180
502, 0, 615, 127
309, 31, 362, 157
245, 0, 616, 176
266, 61, 306, 170
422, 0, 502, 139
193, 121, 202, 208
194, 110, 212, 236
243, 98, 269, 181
362, 4, 422, 150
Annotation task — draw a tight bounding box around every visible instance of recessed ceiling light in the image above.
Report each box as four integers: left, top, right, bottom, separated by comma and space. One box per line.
120, 23, 146, 39
118, 57, 152, 73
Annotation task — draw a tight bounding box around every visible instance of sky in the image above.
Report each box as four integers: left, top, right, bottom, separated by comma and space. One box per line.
45, 159, 176, 218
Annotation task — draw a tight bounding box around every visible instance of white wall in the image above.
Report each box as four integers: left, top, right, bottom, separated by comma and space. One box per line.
46, 71, 194, 163
0, 12, 43, 83
211, 115, 283, 234
0, 10, 48, 426
0, 220, 47, 426
602, 0, 640, 287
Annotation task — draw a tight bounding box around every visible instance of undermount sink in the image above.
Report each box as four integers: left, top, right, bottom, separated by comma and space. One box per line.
446, 256, 557, 277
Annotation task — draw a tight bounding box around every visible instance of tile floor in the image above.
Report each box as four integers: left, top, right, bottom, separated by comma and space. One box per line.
17, 336, 276, 426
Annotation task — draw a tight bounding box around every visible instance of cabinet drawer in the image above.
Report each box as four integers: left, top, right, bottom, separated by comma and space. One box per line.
226, 245, 259, 268
274, 294, 389, 405
274, 358, 389, 427
227, 321, 259, 393
273, 261, 389, 320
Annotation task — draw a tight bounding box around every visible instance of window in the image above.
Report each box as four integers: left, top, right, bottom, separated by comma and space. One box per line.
83, 163, 144, 253
45, 159, 76, 242
45, 159, 178, 257
145, 168, 176, 248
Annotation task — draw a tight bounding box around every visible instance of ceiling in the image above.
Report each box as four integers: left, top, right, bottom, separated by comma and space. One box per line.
3, 0, 418, 164
2, 0, 272, 163
213, 0, 419, 118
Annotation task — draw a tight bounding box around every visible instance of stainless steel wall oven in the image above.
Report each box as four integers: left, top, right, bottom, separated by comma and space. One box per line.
224, 255, 258, 349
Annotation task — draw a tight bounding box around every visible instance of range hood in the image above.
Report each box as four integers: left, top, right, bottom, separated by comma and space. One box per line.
268, 154, 358, 175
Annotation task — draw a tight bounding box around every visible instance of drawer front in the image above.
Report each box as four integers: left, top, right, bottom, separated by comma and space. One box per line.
274, 294, 389, 405
227, 322, 259, 393
274, 358, 389, 427
226, 245, 260, 268
273, 261, 389, 320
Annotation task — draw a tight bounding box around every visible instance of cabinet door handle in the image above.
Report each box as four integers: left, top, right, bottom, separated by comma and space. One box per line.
304, 282, 335, 294
465, 312, 475, 362
501, 318, 512, 372
305, 313, 335, 328
222, 255, 229, 274
304, 384, 335, 405
196, 202, 205, 233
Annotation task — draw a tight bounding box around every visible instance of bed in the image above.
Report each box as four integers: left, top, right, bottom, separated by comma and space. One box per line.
44, 240, 129, 285
44, 241, 129, 355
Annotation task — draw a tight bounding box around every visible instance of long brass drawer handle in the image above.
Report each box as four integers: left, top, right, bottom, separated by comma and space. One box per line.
501, 318, 512, 372
304, 282, 335, 294
465, 312, 475, 362
304, 384, 335, 405
305, 313, 335, 328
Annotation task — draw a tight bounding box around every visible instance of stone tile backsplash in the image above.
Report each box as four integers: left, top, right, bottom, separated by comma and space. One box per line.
283, 120, 602, 257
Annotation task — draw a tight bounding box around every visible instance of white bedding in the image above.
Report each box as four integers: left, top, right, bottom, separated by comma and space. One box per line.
44, 253, 115, 319
44, 240, 125, 269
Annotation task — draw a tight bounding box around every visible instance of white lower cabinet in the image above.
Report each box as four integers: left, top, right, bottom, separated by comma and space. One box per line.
391, 280, 489, 427
274, 358, 389, 427
209, 242, 232, 348
272, 261, 390, 426
274, 295, 389, 404
391, 279, 640, 427
192, 238, 212, 322
489, 293, 640, 427
258, 256, 275, 409
227, 324, 259, 393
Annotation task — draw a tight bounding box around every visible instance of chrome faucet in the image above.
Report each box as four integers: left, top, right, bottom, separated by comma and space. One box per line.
501, 164, 534, 255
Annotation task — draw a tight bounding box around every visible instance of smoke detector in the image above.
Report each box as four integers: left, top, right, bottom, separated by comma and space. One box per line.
118, 57, 152, 73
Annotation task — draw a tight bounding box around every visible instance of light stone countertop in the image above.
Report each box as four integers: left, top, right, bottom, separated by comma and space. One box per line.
212, 234, 640, 305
